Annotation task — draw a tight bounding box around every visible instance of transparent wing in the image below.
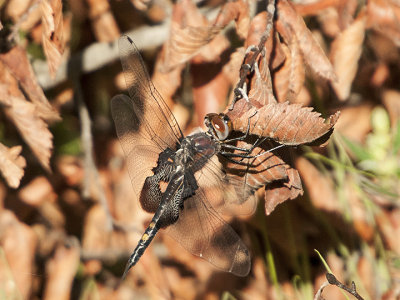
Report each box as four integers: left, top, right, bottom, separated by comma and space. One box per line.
117, 35, 183, 151
111, 35, 184, 204
196, 155, 257, 216
111, 95, 163, 202
166, 186, 251, 276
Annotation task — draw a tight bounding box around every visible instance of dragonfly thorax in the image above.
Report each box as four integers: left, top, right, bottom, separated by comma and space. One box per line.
174, 132, 218, 173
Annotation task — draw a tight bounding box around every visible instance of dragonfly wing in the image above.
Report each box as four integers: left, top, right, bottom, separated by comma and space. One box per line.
166, 186, 251, 276
111, 94, 168, 207
195, 156, 257, 216
118, 35, 183, 151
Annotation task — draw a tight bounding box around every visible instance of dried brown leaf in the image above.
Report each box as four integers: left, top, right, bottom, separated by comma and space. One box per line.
223, 47, 245, 85
0, 144, 26, 189
87, 0, 120, 42
164, 24, 222, 71
274, 34, 305, 103
161, 0, 223, 71
335, 103, 373, 143
376, 209, 400, 255
0, 210, 37, 300
0, 47, 60, 122
294, 0, 342, 16
18, 176, 57, 206
3, 93, 53, 171
296, 157, 340, 213
330, 14, 366, 101
232, 102, 340, 146
223, 144, 288, 188
194, 34, 230, 64
277, 0, 337, 82
191, 63, 230, 126
152, 47, 184, 109
214, 0, 250, 39
43, 242, 80, 300
245, 12, 286, 69
248, 53, 276, 107
264, 166, 303, 215
130, 0, 151, 11
4, 0, 32, 21
41, 0, 64, 77
367, 0, 400, 47
383, 89, 400, 126
317, 7, 341, 38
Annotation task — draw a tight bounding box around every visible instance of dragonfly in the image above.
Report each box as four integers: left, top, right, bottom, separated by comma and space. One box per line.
111, 35, 268, 278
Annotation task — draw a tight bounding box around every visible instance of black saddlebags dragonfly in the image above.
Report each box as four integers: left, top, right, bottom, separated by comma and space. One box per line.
112, 35, 268, 278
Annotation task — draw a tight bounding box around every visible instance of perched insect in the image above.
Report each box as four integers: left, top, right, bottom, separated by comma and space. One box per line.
112, 35, 268, 278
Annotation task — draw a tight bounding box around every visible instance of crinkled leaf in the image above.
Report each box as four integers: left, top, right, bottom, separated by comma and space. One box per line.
264, 167, 303, 215
163, 24, 222, 71
221, 141, 288, 191
367, 0, 400, 47
3, 94, 53, 171
232, 102, 340, 146
161, 0, 223, 71
245, 12, 286, 70
274, 33, 305, 103
248, 53, 276, 107
0, 46, 60, 122
0, 211, 37, 300
330, 14, 366, 100
277, 0, 337, 82
41, 0, 64, 77
214, 0, 250, 39
223, 47, 245, 85
0, 144, 26, 188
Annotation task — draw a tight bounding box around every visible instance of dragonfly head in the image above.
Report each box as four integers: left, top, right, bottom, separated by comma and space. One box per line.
204, 113, 232, 141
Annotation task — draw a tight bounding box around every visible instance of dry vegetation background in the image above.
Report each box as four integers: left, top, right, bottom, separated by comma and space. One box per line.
0, 0, 400, 299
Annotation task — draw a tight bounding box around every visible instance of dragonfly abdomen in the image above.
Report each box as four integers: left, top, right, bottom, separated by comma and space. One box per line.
122, 220, 160, 279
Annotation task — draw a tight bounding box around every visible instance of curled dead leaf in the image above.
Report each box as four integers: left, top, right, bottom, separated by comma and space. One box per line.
0, 47, 60, 122
382, 89, 400, 126
87, 0, 120, 42
330, 13, 366, 101
222, 47, 245, 86
41, 0, 64, 78
367, 0, 400, 47
161, 0, 223, 71
248, 53, 276, 107
264, 166, 303, 215
296, 157, 340, 213
214, 0, 250, 39
273, 37, 306, 103
163, 24, 223, 71
43, 241, 80, 300
4, 94, 53, 171
0, 210, 37, 300
277, 0, 337, 82
0, 144, 26, 189
18, 176, 57, 206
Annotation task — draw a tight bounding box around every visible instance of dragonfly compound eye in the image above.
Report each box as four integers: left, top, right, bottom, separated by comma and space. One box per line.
211, 114, 231, 141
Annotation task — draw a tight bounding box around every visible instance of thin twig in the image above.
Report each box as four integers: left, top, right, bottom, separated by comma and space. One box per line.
326, 273, 365, 300
230, 0, 276, 110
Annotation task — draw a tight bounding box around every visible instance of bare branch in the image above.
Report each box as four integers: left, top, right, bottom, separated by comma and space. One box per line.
326, 273, 365, 300
231, 0, 276, 109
